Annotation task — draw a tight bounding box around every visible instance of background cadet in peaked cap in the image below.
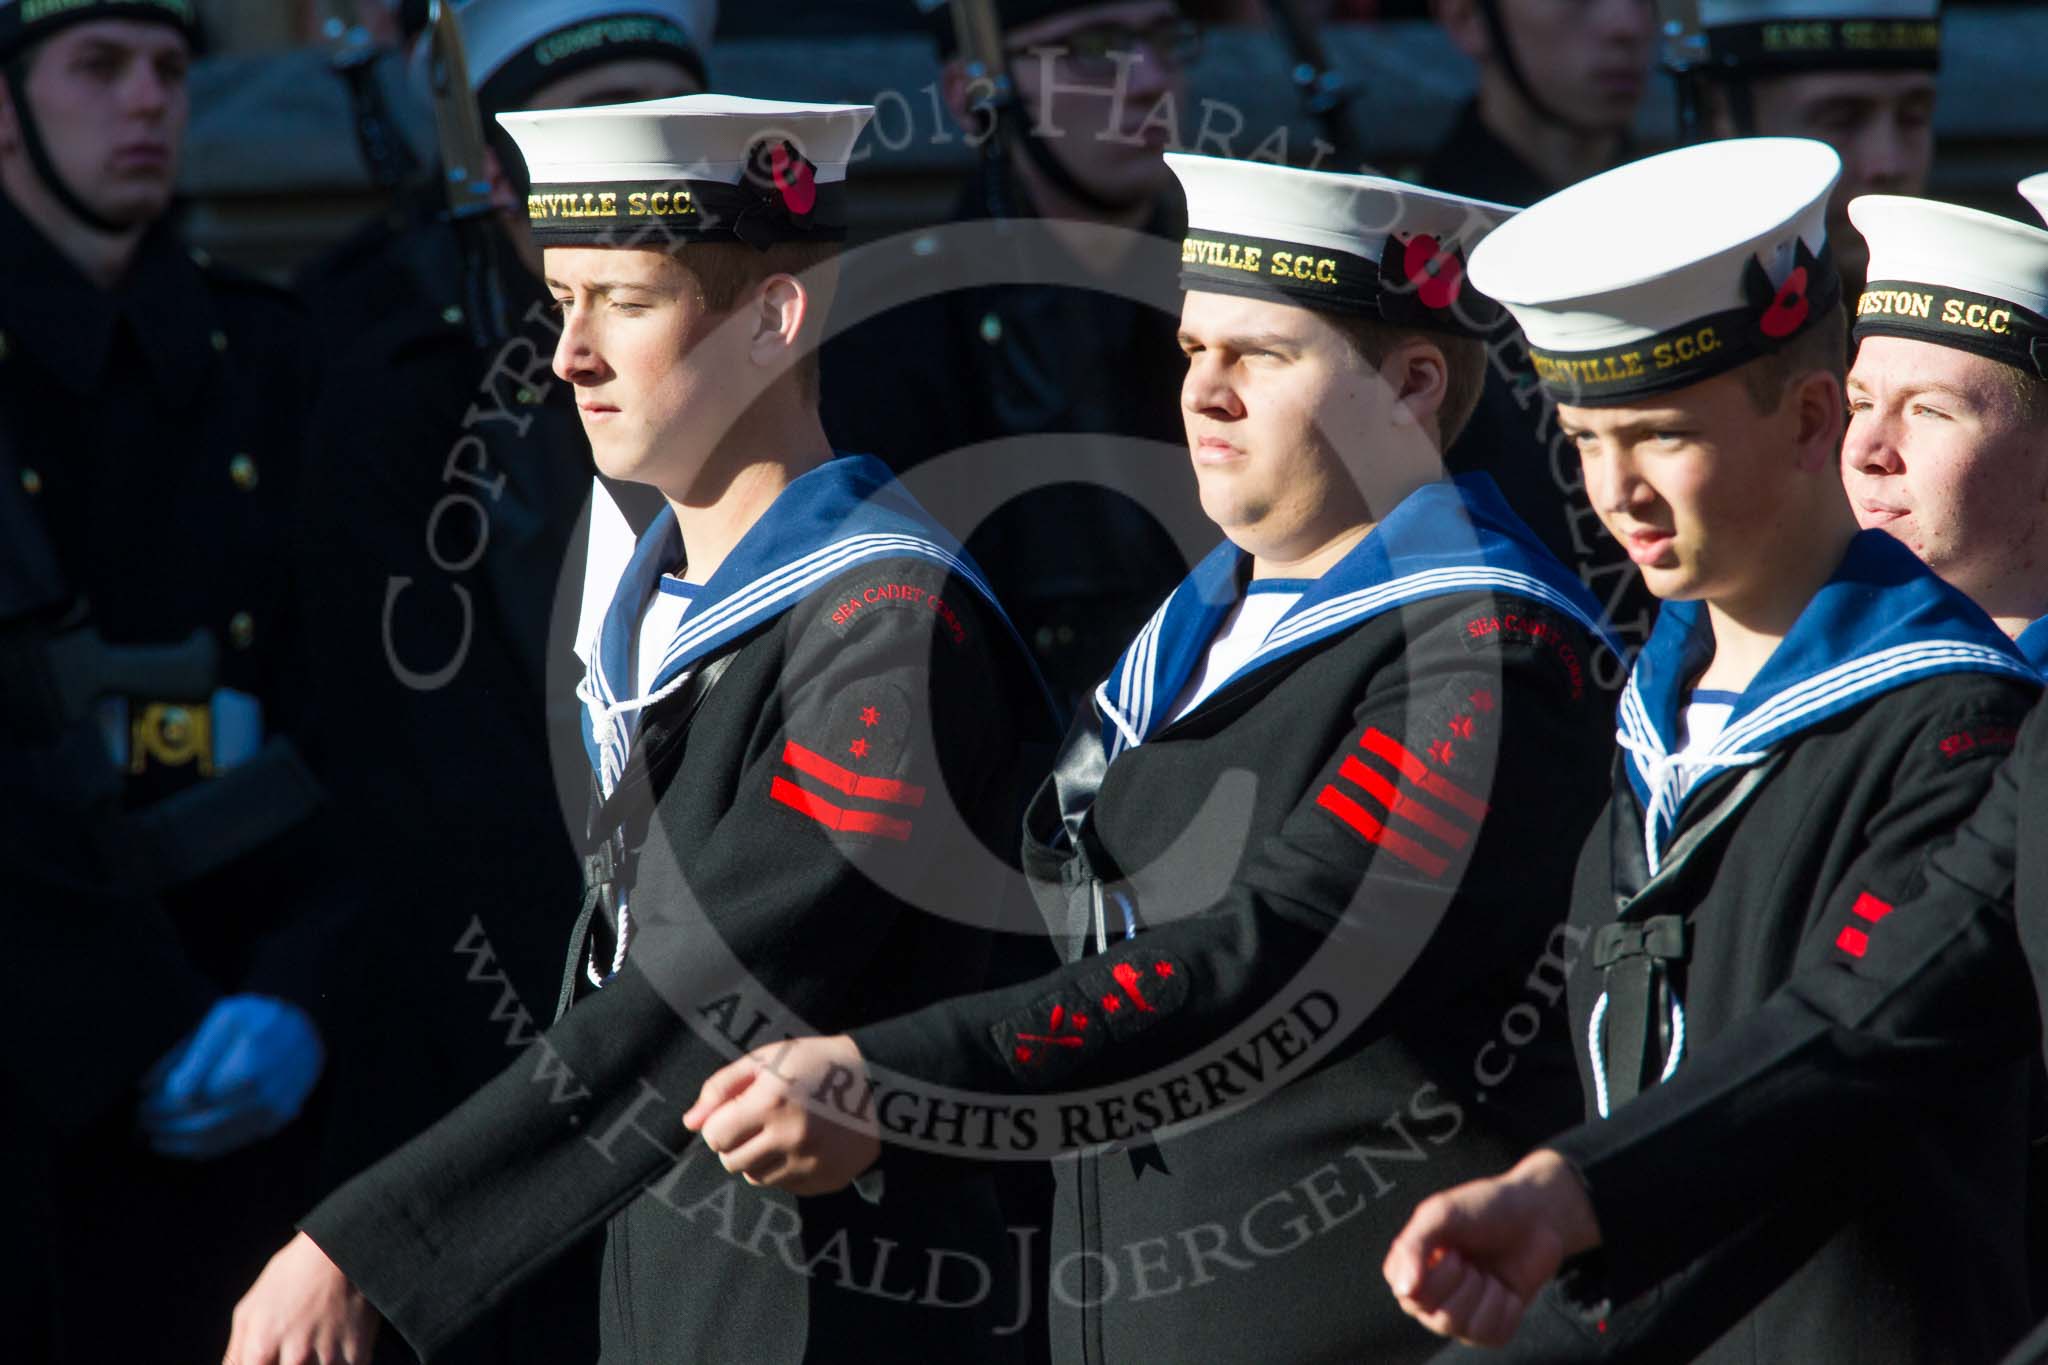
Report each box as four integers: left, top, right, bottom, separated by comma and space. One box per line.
0, 1, 353, 1361
1689, 0, 1943, 290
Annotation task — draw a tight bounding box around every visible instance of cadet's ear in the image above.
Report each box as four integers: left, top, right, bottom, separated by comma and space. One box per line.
1790, 369, 1846, 473
1384, 337, 1451, 437
750, 272, 812, 375
1433, 0, 1489, 64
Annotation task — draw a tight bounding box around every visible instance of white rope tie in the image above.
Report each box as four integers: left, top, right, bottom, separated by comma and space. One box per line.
1589, 990, 1688, 1119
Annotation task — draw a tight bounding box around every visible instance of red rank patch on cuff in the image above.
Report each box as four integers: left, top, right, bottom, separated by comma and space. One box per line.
993, 950, 1189, 1083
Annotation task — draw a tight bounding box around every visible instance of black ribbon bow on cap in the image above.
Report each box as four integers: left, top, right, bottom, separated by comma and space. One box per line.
1375, 233, 1504, 335
731, 136, 821, 250
1742, 236, 1839, 344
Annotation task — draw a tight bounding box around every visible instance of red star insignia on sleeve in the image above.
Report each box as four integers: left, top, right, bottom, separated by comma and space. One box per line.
848, 738, 869, 759
860, 706, 880, 727
1448, 714, 1475, 740
1469, 689, 1495, 713
1429, 739, 1456, 766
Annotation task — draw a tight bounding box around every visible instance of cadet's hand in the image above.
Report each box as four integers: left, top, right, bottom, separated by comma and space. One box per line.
140, 995, 326, 1159
225, 1231, 379, 1365
683, 1035, 880, 1195
1383, 1148, 1601, 1347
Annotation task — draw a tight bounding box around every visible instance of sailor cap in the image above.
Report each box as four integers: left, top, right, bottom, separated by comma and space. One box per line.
0, 0, 197, 59
457, 0, 718, 115
1467, 137, 1842, 406
2019, 172, 2048, 228
1698, 0, 1941, 73
497, 93, 873, 249
1167, 153, 1517, 339
1851, 194, 2048, 379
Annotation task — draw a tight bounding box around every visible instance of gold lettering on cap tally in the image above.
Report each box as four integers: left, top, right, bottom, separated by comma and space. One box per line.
1939, 298, 2013, 335
1858, 288, 1935, 320
1182, 237, 1265, 274
1652, 326, 1720, 371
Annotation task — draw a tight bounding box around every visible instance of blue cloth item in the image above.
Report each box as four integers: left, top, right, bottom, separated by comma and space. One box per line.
137, 994, 325, 1160
1094, 473, 1620, 758
2016, 615, 2048, 675
1617, 529, 2038, 874
579, 454, 1013, 797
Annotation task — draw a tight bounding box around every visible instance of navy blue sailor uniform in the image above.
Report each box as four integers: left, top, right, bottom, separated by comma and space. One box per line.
297, 454, 1059, 1363
848, 472, 1625, 1365
1427, 186, 2048, 1365
1487, 531, 2047, 1365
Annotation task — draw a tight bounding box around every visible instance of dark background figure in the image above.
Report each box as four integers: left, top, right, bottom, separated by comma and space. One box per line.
0, 2, 345, 1361
1687, 0, 1940, 295
287, 3, 709, 1361
820, 0, 1206, 717
1421, 0, 1662, 672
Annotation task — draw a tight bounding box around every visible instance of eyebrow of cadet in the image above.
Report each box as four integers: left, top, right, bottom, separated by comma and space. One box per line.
1851, 376, 1972, 404
544, 279, 663, 297
1178, 330, 1300, 352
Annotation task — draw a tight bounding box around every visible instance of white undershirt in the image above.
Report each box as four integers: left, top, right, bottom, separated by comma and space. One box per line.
1674, 688, 1740, 760
1161, 581, 1307, 726
633, 576, 699, 696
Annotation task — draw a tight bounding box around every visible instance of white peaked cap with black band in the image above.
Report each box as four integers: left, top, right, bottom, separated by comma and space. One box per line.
1850, 195, 2048, 380
456, 0, 719, 114
2020, 173, 2048, 228
1467, 137, 1841, 407
497, 94, 873, 250
1166, 153, 1519, 339
1697, 0, 1941, 72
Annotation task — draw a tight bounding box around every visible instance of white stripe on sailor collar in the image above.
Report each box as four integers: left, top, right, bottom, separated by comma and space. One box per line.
1618, 639, 2037, 874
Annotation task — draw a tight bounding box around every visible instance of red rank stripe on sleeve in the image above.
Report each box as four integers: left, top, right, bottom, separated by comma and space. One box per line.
1359, 727, 1489, 820
1311, 727, 1493, 878
769, 777, 914, 841
1316, 786, 1450, 877
1334, 754, 1473, 850
781, 740, 927, 807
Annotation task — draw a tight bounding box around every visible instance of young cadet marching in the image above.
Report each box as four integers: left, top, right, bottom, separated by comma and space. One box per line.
1387, 190, 2048, 1360
225, 95, 1056, 1365
681, 153, 1626, 1364
1380, 140, 2044, 1364
1843, 194, 2048, 670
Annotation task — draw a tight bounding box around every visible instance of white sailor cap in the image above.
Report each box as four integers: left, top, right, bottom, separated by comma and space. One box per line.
1698, 0, 1941, 73
497, 94, 873, 249
1467, 137, 1841, 407
1166, 153, 1517, 339
1850, 195, 2048, 380
2020, 173, 2048, 228
458, 1, 718, 115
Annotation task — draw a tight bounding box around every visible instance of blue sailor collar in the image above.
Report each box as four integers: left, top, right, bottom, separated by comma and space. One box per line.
1617, 529, 2037, 873
2016, 616, 2048, 676
579, 453, 1002, 795
1095, 473, 1621, 758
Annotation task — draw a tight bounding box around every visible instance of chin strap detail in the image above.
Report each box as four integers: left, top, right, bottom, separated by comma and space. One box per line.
5, 56, 130, 235
1473, 0, 1610, 139
1010, 114, 1153, 217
